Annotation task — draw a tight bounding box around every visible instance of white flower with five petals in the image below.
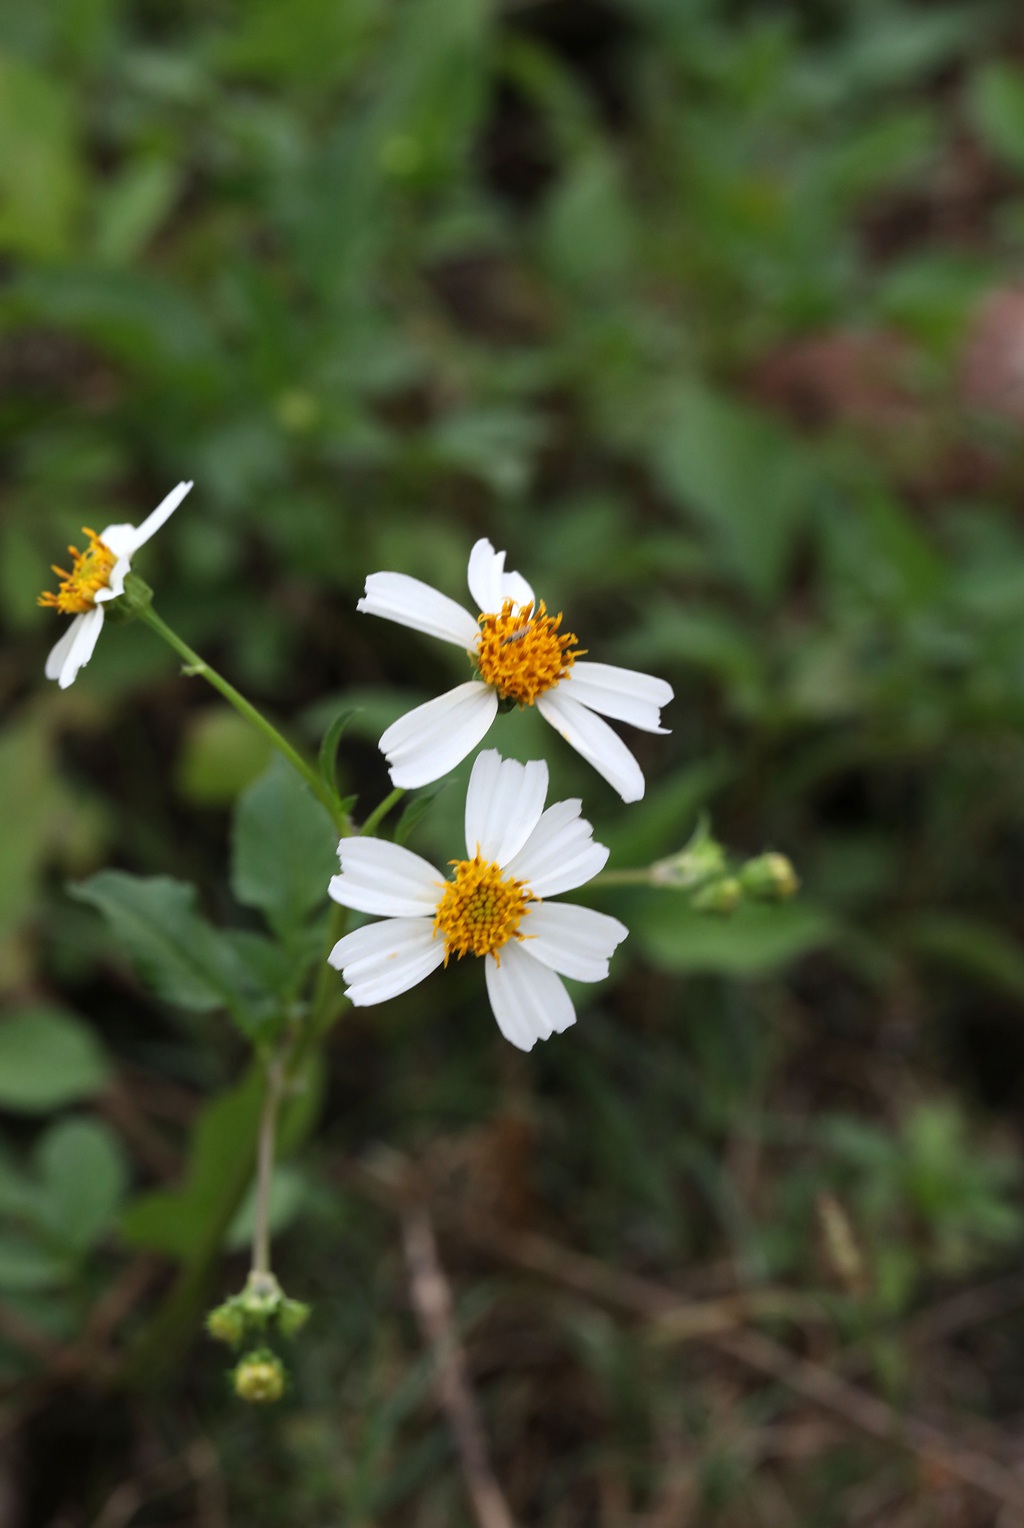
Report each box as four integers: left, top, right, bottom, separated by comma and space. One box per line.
40, 481, 193, 689
358, 538, 673, 802
327, 750, 628, 1051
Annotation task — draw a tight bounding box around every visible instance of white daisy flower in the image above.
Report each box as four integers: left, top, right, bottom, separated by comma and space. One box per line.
358, 537, 673, 802
39, 481, 193, 689
327, 750, 628, 1051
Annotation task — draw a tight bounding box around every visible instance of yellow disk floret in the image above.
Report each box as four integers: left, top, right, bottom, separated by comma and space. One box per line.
475, 599, 582, 706
38, 528, 116, 615
434, 854, 534, 963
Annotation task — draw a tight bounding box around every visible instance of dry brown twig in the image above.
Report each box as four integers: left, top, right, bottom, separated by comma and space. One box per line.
399, 1196, 519, 1528
357, 1150, 1024, 1516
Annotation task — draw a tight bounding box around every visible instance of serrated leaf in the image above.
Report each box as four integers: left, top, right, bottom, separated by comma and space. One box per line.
0, 1007, 109, 1113
318, 706, 361, 797
232, 758, 338, 940
70, 871, 258, 1031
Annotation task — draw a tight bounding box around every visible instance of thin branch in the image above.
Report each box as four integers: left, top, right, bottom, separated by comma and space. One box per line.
399, 1199, 518, 1528
357, 1151, 1024, 1514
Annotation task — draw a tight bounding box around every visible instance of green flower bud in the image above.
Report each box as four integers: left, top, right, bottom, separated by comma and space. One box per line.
279, 1298, 311, 1338
233, 1349, 286, 1404
739, 852, 799, 902
691, 876, 743, 915
206, 1299, 247, 1347
651, 818, 728, 890
239, 1269, 284, 1325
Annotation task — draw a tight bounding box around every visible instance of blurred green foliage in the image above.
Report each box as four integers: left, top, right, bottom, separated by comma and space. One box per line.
4, 0, 1024, 1519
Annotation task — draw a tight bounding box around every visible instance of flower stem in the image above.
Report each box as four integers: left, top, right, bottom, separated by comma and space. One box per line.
590, 868, 657, 887
360, 786, 405, 837
252, 1057, 285, 1278
140, 604, 349, 834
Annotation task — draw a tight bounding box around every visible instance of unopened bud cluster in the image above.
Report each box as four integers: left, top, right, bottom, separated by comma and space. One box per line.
650, 821, 798, 916
206, 1271, 310, 1405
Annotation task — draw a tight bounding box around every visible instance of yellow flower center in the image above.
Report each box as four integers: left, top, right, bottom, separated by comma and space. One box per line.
475, 599, 583, 706
433, 854, 534, 963
38, 528, 116, 615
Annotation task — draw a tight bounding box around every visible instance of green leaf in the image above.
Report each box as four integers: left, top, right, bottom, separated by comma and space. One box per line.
394, 782, 450, 846
0, 1007, 110, 1113
91, 155, 182, 267
0, 1232, 67, 1292
176, 706, 274, 805
907, 914, 1024, 1005
652, 385, 817, 600
121, 1070, 264, 1260
35, 1119, 127, 1254
120, 1059, 323, 1263
318, 706, 361, 797
226, 1163, 307, 1251
969, 62, 1024, 176
232, 758, 338, 940
70, 872, 258, 1031
635, 899, 835, 976
0, 53, 82, 259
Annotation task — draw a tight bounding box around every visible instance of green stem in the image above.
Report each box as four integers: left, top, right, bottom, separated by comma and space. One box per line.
360, 786, 405, 837
590, 868, 656, 887
140, 604, 349, 834
252, 1058, 285, 1277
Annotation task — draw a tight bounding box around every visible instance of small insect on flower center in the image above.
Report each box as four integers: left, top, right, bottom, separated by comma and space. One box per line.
433, 854, 534, 963
38, 528, 116, 615
475, 599, 583, 706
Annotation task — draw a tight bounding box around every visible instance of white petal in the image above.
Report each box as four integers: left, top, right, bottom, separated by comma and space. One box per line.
329, 838, 443, 917
520, 901, 628, 983
484, 942, 576, 1051
45, 616, 84, 681
100, 480, 193, 558
562, 661, 673, 733
357, 571, 479, 649
379, 682, 498, 790
464, 750, 548, 864
466, 538, 534, 614
58, 605, 105, 688
504, 798, 609, 896
95, 554, 131, 603
329, 917, 444, 1005
537, 689, 645, 803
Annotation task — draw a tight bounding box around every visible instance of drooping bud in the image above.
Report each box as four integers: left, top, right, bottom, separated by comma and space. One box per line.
278, 1298, 311, 1338
233, 1349, 286, 1404
206, 1299, 247, 1348
739, 852, 799, 902
650, 817, 728, 890
238, 1269, 285, 1325
690, 876, 743, 915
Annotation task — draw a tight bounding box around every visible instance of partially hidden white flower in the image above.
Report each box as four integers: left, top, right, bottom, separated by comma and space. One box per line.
327, 750, 628, 1051
40, 481, 193, 689
357, 538, 673, 802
